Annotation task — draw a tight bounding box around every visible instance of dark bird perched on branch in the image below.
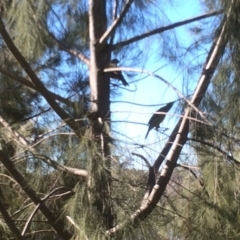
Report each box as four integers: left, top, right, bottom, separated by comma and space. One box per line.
145, 101, 175, 139
109, 59, 129, 86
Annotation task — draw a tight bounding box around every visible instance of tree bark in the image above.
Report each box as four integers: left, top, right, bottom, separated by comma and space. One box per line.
88, 0, 114, 229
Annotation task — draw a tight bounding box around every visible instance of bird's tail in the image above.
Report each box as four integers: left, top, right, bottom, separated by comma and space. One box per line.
120, 76, 129, 86
122, 79, 129, 86
145, 128, 150, 139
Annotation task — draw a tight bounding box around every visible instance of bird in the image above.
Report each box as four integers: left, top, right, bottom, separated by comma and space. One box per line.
145, 101, 175, 139
109, 59, 129, 86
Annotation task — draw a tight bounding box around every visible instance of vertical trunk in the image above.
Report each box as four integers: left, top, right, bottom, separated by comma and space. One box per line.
214, 160, 218, 204
88, 0, 113, 229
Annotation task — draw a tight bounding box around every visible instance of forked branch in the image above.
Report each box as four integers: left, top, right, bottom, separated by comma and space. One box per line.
99, 0, 134, 45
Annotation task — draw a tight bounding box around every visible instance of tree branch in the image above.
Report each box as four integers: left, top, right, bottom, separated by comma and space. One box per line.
0, 188, 23, 240
36, 154, 88, 177
0, 66, 75, 107
99, 0, 134, 45
10, 108, 51, 125
47, 31, 90, 66
0, 17, 81, 137
106, 13, 228, 236
104, 66, 209, 123
188, 137, 240, 165
0, 114, 30, 146
29, 1, 90, 66
0, 112, 88, 177
21, 187, 73, 237
131, 152, 151, 168
111, 11, 221, 51
112, 0, 119, 21
176, 164, 206, 190
0, 150, 72, 240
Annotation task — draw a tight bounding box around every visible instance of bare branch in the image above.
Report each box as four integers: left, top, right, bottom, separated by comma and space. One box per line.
131, 152, 151, 168
0, 114, 30, 146
10, 108, 51, 125
111, 110, 208, 125
176, 164, 200, 170
36, 154, 89, 177
88, 0, 100, 112
11, 202, 34, 218
23, 230, 55, 238
175, 164, 210, 198
188, 138, 240, 165
111, 11, 221, 51
104, 66, 210, 124
66, 216, 80, 230
0, 173, 19, 186
0, 111, 88, 177
99, 0, 134, 45
176, 164, 205, 189
136, 12, 228, 224
22, 187, 73, 237
66, 216, 89, 240
112, 0, 119, 21
21, 204, 40, 237
222, 132, 240, 144
48, 31, 90, 66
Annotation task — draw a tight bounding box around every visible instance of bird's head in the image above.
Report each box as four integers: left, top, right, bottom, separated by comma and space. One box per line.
111, 59, 120, 65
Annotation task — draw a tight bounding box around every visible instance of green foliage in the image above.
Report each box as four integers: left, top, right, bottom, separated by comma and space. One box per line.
1, 0, 240, 239
0, 79, 39, 122
166, 160, 240, 240
172, 3, 240, 234
2, 0, 49, 60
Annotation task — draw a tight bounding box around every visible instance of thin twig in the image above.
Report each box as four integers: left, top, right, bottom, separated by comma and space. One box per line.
188, 137, 240, 165
99, 0, 134, 45
105, 67, 210, 124
0, 66, 75, 107
131, 152, 151, 168
112, 11, 221, 50
21, 187, 73, 236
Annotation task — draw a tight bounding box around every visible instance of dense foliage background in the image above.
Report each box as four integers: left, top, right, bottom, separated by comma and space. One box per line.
0, 0, 240, 239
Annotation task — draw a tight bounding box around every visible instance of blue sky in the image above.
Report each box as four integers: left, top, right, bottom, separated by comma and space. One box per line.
111, 0, 205, 166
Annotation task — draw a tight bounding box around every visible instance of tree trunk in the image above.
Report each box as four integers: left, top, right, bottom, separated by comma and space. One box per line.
88, 0, 113, 230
